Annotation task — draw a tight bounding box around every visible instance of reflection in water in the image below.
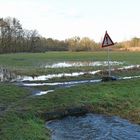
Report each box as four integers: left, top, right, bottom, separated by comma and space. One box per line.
23, 79, 102, 87
1, 65, 140, 97
22, 75, 140, 96
118, 65, 140, 70
0, 64, 140, 83
45, 61, 124, 68
46, 113, 140, 140
10, 65, 140, 82
16, 71, 100, 82
119, 75, 140, 80
35, 90, 54, 96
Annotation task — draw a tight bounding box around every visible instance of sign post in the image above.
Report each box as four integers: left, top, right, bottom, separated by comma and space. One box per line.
107, 44, 111, 77
101, 31, 114, 78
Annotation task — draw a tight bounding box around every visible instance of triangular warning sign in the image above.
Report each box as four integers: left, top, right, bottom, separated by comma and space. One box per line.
101, 31, 114, 47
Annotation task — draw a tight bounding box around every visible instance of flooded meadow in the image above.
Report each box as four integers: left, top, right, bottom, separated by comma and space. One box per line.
0, 61, 140, 96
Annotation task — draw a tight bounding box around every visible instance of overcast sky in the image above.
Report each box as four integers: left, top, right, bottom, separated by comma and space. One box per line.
0, 0, 140, 42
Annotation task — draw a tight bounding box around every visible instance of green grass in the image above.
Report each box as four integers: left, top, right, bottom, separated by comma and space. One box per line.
0, 51, 140, 139
1, 79, 140, 139
0, 51, 139, 65
0, 84, 30, 106
16, 78, 140, 123
0, 51, 139, 75
0, 83, 50, 140
0, 113, 50, 140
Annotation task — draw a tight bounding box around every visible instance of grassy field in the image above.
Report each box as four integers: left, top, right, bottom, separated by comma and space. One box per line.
0, 51, 139, 75
0, 51, 140, 139
1, 79, 140, 139
0, 51, 139, 66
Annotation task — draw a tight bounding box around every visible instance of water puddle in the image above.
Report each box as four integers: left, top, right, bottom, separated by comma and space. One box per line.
35, 90, 54, 96
0, 65, 140, 83
119, 75, 140, 80
45, 61, 124, 68
23, 79, 102, 87
118, 65, 140, 70
1, 65, 140, 96
46, 113, 140, 140
12, 70, 101, 82
22, 79, 102, 96
11, 65, 140, 82
22, 75, 140, 96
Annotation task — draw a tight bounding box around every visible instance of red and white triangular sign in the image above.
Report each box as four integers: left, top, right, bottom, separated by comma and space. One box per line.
101, 31, 114, 47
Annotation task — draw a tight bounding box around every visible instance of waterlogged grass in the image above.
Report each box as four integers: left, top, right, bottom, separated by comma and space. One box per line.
12, 66, 103, 76
0, 51, 139, 75
0, 52, 139, 66
0, 51, 140, 139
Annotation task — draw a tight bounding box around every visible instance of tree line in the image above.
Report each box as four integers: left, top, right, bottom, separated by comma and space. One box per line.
115, 37, 140, 49
0, 17, 140, 53
0, 17, 99, 53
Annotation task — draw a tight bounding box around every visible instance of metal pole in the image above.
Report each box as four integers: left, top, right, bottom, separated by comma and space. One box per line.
107, 46, 111, 77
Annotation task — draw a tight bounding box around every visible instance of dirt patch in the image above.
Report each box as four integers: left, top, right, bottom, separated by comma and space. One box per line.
40, 105, 93, 121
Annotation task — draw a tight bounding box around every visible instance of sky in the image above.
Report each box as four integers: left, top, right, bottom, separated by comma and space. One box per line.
0, 0, 140, 42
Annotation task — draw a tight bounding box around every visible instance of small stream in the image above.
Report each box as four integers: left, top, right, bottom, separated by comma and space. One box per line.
46, 113, 140, 140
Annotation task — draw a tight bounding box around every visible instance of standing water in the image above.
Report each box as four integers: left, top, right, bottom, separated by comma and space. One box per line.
46, 113, 140, 140
45, 61, 124, 68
